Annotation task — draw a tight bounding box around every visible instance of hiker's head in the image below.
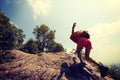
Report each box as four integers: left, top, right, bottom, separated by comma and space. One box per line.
83, 31, 90, 39
76, 30, 90, 39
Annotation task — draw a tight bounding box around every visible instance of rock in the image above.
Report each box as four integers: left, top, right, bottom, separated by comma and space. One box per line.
0, 50, 113, 80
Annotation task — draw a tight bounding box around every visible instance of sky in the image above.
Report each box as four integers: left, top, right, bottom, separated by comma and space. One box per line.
0, 0, 120, 65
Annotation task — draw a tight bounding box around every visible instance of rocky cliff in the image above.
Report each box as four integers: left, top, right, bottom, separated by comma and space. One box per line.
0, 50, 113, 80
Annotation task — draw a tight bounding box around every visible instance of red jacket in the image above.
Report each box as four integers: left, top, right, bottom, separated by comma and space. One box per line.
70, 32, 92, 50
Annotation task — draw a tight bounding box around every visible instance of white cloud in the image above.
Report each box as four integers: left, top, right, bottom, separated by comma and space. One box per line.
88, 20, 120, 65
27, 0, 53, 20
87, 0, 120, 7
73, 0, 120, 23
89, 20, 120, 46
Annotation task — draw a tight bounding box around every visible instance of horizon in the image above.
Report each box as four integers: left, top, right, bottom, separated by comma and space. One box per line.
0, 0, 120, 66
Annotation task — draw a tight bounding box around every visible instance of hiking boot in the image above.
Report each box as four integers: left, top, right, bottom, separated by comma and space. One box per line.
98, 65, 109, 77
79, 62, 86, 68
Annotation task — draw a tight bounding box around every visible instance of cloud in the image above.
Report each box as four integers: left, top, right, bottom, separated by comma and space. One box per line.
89, 20, 120, 46
27, 0, 53, 20
88, 20, 120, 65
75, 0, 120, 23
87, 0, 120, 7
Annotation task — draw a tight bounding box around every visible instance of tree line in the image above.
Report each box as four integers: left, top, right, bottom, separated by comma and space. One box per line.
0, 11, 64, 53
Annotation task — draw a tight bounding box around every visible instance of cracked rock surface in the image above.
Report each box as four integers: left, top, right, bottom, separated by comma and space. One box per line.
0, 50, 113, 80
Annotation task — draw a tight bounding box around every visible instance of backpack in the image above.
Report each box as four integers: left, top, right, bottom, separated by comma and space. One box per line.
70, 30, 90, 43
75, 30, 90, 39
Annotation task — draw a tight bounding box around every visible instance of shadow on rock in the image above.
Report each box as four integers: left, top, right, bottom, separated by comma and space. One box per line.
57, 62, 97, 80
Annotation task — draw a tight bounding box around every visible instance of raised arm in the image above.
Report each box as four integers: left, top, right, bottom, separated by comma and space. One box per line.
70, 22, 78, 43
72, 22, 76, 34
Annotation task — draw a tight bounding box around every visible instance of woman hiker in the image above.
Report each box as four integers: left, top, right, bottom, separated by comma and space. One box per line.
70, 22, 109, 77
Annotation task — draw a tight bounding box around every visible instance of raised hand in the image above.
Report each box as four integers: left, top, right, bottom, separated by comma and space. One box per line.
72, 22, 76, 28
72, 22, 76, 34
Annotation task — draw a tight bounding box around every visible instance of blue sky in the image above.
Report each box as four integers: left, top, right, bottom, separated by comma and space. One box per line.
0, 0, 120, 65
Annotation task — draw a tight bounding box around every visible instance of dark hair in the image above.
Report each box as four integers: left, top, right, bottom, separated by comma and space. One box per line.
83, 31, 90, 39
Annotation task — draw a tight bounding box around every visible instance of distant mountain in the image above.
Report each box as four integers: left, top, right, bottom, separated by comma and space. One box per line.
0, 50, 113, 80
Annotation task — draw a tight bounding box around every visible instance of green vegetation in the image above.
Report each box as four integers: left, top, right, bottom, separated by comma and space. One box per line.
33, 24, 64, 52
108, 65, 120, 80
22, 38, 39, 54
0, 11, 64, 53
0, 50, 15, 64
0, 12, 25, 50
